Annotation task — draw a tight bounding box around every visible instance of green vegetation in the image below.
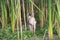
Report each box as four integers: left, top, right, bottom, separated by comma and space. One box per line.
0, 0, 60, 40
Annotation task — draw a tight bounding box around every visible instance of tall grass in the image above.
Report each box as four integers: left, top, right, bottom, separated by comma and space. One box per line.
16, 0, 22, 40
38, 0, 44, 28
25, 0, 29, 23
10, 0, 15, 33
4, 3, 7, 26
22, 0, 27, 31
29, 0, 43, 14
1, 0, 60, 40
48, 0, 53, 40
29, 0, 34, 17
1, 2, 5, 31
14, 0, 20, 40
55, 0, 60, 39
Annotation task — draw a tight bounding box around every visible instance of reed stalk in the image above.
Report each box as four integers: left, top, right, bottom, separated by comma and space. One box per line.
48, 0, 53, 40
10, 0, 15, 33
